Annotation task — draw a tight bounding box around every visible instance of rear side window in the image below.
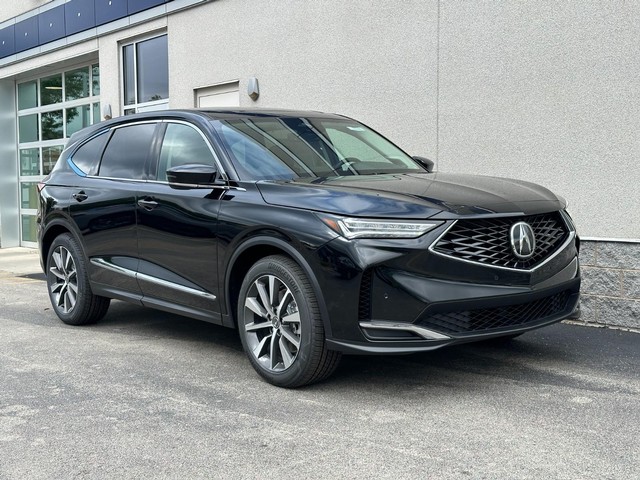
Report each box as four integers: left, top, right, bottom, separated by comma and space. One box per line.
70, 131, 109, 175
99, 123, 156, 179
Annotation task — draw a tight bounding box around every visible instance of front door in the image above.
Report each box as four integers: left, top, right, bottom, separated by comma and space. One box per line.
136, 121, 223, 322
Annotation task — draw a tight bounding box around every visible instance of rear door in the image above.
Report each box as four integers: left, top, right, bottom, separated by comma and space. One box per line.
135, 120, 224, 322
69, 121, 158, 300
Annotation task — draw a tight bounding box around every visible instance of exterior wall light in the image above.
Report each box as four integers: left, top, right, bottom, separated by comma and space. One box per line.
247, 77, 259, 101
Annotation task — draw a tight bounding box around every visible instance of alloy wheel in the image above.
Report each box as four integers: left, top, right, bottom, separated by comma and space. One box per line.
49, 246, 78, 314
242, 274, 301, 372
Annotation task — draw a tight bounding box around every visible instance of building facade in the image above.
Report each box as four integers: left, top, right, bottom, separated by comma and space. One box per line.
0, 0, 638, 328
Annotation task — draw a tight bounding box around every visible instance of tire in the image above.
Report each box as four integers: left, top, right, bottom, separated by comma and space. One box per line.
46, 233, 110, 326
237, 255, 341, 388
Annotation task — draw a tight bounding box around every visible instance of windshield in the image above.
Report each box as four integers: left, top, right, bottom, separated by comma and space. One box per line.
212, 116, 423, 181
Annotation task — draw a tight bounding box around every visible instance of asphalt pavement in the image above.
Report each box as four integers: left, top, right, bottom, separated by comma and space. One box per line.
0, 248, 638, 479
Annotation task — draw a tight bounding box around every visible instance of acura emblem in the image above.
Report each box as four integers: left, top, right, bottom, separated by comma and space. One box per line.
510, 222, 536, 259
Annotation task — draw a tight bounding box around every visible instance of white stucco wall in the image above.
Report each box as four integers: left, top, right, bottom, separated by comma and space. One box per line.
1, 0, 638, 241
167, 0, 440, 159
438, 1, 640, 239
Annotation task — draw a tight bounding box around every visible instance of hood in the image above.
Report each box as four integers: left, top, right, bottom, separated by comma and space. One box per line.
256, 173, 565, 219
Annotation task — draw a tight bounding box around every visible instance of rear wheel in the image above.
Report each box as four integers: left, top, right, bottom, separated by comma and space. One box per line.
46, 233, 110, 325
237, 255, 341, 387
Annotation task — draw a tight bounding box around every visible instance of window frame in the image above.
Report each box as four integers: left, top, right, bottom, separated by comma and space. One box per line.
149, 120, 228, 184
120, 32, 169, 116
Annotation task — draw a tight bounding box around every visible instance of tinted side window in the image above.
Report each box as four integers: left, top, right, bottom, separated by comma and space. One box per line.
99, 123, 156, 179
157, 123, 216, 181
70, 131, 109, 175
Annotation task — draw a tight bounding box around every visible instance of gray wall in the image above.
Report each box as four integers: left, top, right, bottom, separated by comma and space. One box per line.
168, 0, 439, 161
168, 0, 639, 240
0, 79, 18, 247
437, 1, 640, 240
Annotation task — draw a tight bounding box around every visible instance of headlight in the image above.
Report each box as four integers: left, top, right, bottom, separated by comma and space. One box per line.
320, 216, 441, 239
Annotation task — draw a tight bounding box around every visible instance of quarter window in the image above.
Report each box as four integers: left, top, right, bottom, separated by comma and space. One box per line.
99, 124, 156, 179
71, 133, 110, 176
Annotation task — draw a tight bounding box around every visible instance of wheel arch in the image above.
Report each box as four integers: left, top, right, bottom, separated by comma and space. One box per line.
40, 218, 85, 269
224, 236, 333, 338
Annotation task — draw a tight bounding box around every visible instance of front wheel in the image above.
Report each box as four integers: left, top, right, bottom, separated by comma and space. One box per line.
46, 233, 110, 325
237, 255, 341, 388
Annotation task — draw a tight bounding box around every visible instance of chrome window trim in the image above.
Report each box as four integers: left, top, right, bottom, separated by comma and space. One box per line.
91, 258, 216, 300
428, 212, 576, 273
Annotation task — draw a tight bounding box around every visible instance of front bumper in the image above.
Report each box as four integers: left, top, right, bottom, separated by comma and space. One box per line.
315, 224, 581, 355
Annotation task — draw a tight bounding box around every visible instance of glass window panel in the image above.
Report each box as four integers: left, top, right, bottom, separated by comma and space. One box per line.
43, 146, 64, 175
124, 108, 136, 115
123, 44, 135, 105
100, 123, 155, 178
158, 123, 215, 181
136, 35, 168, 103
19, 148, 40, 176
41, 74, 63, 105
42, 110, 64, 140
71, 132, 109, 176
18, 81, 38, 110
92, 64, 100, 96
93, 103, 101, 124
21, 182, 39, 209
65, 67, 90, 101
21, 215, 37, 242
66, 104, 91, 137
18, 114, 39, 143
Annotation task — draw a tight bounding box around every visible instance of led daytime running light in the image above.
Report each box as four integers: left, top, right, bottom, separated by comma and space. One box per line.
331, 217, 440, 239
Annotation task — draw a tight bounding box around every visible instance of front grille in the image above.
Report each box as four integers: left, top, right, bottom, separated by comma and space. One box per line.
416, 290, 571, 335
432, 212, 569, 270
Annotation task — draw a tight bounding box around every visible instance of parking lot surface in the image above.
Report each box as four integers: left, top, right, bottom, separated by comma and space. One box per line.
1, 253, 638, 479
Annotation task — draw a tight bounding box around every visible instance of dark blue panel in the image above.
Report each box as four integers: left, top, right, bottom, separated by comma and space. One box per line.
65, 0, 96, 36
14, 16, 39, 53
128, 0, 166, 15
0, 25, 15, 59
38, 6, 66, 44
95, 0, 128, 26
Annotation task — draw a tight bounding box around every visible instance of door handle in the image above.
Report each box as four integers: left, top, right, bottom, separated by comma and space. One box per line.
72, 191, 88, 202
137, 198, 159, 211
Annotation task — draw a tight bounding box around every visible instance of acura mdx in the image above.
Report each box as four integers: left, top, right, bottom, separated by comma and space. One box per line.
37, 109, 580, 387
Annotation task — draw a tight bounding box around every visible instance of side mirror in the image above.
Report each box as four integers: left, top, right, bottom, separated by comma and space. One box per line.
166, 163, 219, 187
412, 156, 435, 173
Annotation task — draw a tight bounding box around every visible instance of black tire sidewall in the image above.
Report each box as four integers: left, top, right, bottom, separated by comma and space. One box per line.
46, 233, 92, 325
237, 256, 319, 387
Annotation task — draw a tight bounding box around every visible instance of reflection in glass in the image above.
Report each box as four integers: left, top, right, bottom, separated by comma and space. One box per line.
124, 108, 136, 115
18, 81, 38, 110
41, 74, 63, 105
65, 67, 90, 101
21, 215, 37, 242
21, 183, 38, 209
66, 105, 91, 137
92, 64, 100, 95
42, 111, 64, 140
137, 35, 168, 103
19, 114, 39, 143
123, 44, 135, 105
43, 146, 63, 175
19, 148, 40, 176
93, 103, 101, 124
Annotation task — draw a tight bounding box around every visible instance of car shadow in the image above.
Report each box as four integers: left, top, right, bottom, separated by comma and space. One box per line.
85, 301, 594, 393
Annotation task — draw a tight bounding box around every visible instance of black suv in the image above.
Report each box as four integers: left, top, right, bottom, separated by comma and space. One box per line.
38, 109, 580, 387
